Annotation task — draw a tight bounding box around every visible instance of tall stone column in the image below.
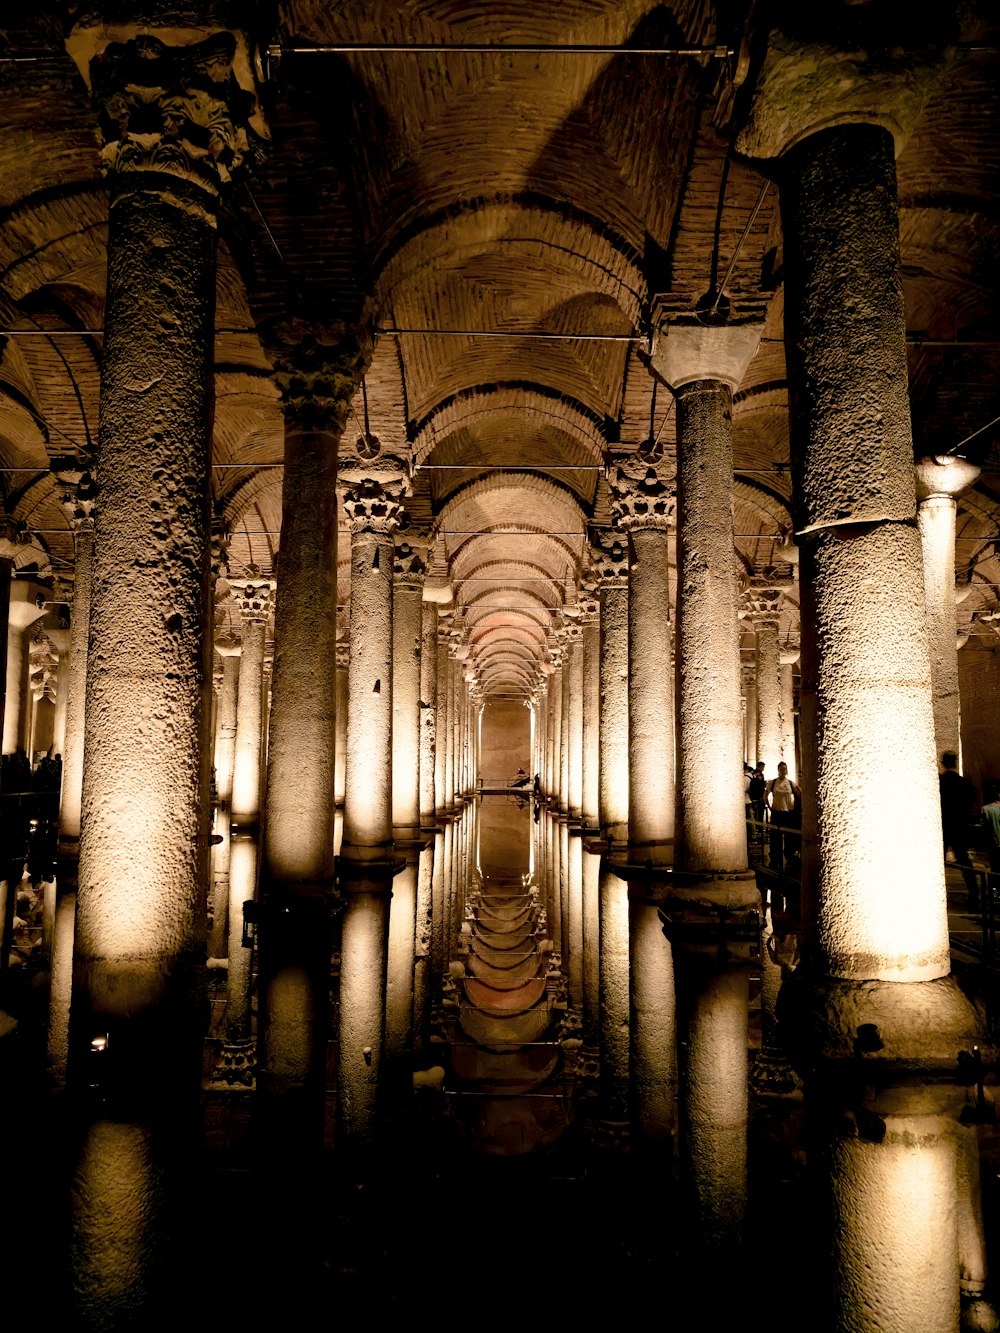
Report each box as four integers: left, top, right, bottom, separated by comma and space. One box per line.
419, 598, 439, 828
335, 639, 349, 807
64, 19, 262, 1324
738, 21, 986, 1326
256, 331, 370, 1160
579, 579, 600, 832
742, 664, 757, 767
209, 637, 240, 961
593, 532, 629, 846
565, 623, 584, 823
610, 461, 676, 865
779, 647, 799, 781
47, 467, 96, 1085
3, 579, 46, 754
548, 643, 564, 811
435, 617, 451, 814
337, 455, 409, 1155
222, 578, 273, 1075
740, 582, 786, 777
915, 456, 980, 764
386, 538, 427, 1078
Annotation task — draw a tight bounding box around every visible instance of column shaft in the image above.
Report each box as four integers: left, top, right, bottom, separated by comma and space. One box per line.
628, 528, 674, 861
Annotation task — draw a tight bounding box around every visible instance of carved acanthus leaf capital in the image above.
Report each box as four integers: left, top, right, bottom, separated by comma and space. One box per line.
590, 531, 630, 588
393, 537, 429, 586
73, 29, 266, 214
271, 321, 375, 429
52, 461, 98, 533
740, 577, 791, 625
228, 576, 275, 624
608, 461, 675, 533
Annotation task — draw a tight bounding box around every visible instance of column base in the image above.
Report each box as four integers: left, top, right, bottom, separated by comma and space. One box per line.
666, 868, 760, 913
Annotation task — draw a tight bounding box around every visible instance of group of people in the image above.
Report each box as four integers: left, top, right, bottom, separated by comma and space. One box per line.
939, 751, 1000, 908
745, 759, 801, 871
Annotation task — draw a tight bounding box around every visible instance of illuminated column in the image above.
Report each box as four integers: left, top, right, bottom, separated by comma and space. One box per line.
598, 862, 629, 1123
335, 639, 348, 807
915, 457, 980, 763
337, 456, 408, 1154
435, 617, 450, 813
419, 598, 438, 828
579, 579, 600, 831
46, 468, 96, 1084
610, 461, 675, 864
386, 538, 427, 1073
742, 585, 786, 775
48, 621, 72, 760
565, 623, 584, 823
64, 20, 262, 1323
257, 334, 369, 1157
559, 630, 572, 812
651, 324, 762, 875
593, 532, 629, 846
780, 648, 798, 781
223, 577, 273, 1066
3, 580, 46, 754
447, 642, 462, 809
581, 847, 600, 1040
742, 665, 757, 767
209, 638, 240, 960
738, 25, 983, 1319
548, 648, 564, 808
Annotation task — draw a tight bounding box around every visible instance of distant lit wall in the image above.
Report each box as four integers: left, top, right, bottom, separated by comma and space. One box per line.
480, 699, 530, 781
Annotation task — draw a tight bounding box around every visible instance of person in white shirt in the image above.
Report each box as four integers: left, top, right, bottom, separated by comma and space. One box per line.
766, 762, 801, 869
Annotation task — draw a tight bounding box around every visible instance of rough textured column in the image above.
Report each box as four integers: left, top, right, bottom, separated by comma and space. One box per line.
579, 584, 600, 831
565, 624, 584, 822
386, 538, 427, 1075
224, 578, 272, 1059
594, 532, 629, 845
337, 456, 408, 1154
742, 665, 757, 767
435, 621, 450, 814
419, 599, 438, 828
609, 462, 675, 864
559, 632, 571, 812
257, 331, 369, 1159
209, 638, 240, 960
4, 580, 45, 754
738, 23, 982, 1322
548, 654, 564, 808
780, 648, 799, 781
598, 861, 630, 1122
916, 457, 980, 764
64, 20, 262, 1324
650, 327, 762, 876
335, 641, 348, 806
743, 590, 784, 776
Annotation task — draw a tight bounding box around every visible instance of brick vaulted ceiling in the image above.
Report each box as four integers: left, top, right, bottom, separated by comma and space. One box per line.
0, 2, 999, 695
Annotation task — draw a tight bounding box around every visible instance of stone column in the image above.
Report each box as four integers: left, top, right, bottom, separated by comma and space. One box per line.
435, 617, 451, 815
337, 455, 409, 1154
741, 583, 785, 777
47, 467, 96, 1085
738, 21, 985, 1325
419, 598, 439, 829
742, 664, 757, 768
64, 19, 262, 1324
386, 538, 427, 1078
565, 622, 584, 823
780, 648, 799, 781
915, 456, 980, 764
593, 532, 630, 846
579, 579, 600, 832
559, 629, 572, 812
3, 580, 46, 754
209, 637, 240, 961
257, 331, 370, 1159
222, 577, 273, 1072
610, 461, 676, 865
335, 639, 349, 807
598, 861, 630, 1124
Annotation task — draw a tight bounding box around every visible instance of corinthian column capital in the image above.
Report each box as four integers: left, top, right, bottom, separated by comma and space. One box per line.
52, 460, 98, 533
228, 576, 275, 624
269, 320, 375, 430
608, 459, 675, 534
67, 22, 267, 217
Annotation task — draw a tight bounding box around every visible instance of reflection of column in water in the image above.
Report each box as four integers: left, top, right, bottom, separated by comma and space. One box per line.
546, 813, 561, 955
337, 879, 390, 1152
566, 831, 584, 1010
413, 843, 434, 1052
582, 848, 600, 1041
559, 820, 571, 966
430, 832, 445, 980
677, 959, 748, 1252
385, 857, 417, 1062
599, 862, 629, 1122
629, 889, 676, 1145
820, 1104, 959, 1332
442, 821, 455, 962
